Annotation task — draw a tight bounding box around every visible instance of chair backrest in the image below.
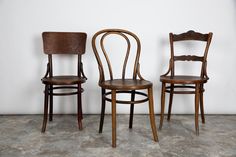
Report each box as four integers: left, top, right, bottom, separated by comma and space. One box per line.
42, 32, 87, 54
92, 29, 141, 83
42, 32, 87, 77
169, 30, 213, 78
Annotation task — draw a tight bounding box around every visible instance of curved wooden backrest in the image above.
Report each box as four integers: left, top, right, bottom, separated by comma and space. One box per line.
169, 30, 213, 77
92, 29, 141, 83
42, 32, 87, 54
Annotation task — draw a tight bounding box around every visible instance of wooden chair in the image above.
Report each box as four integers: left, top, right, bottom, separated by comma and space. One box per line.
159, 30, 213, 135
41, 32, 87, 132
92, 29, 158, 147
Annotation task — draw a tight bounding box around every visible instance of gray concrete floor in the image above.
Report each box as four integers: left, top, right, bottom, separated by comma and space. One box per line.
0, 115, 236, 157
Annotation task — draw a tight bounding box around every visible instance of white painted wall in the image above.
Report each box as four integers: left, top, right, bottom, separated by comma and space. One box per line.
0, 0, 236, 114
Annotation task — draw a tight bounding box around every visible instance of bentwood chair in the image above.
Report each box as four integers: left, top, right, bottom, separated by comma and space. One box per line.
159, 30, 213, 135
41, 32, 87, 132
92, 29, 158, 147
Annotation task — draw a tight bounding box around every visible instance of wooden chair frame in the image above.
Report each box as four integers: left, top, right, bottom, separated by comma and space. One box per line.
92, 29, 158, 147
41, 32, 87, 132
159, 30, 213, 135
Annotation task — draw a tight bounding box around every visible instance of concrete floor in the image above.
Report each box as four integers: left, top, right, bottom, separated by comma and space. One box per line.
0, 115, 236, 157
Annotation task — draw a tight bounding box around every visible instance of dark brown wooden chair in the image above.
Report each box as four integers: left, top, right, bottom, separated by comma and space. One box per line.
159, 30, 213, 135
92, 29, 158, 147
41, 32, 87, 132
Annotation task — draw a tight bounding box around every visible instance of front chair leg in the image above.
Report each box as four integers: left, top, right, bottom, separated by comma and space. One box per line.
99, 88, 106, 133
129, 90, 135, 129
167, 84, 174, 121
159, 82, 166, 130
195, 83, 200, 135
49, 85, 53, 121
42, 85, 49, 133
148, 87, 158, 142
200, 84, 205, 124
77, 84, 83, 130
111, 90, 116, 148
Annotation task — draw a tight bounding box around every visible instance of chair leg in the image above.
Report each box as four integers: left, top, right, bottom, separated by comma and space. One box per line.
148, 87, 158, 142
77, 84, 83, 130
129, 90, 135, 129
99, 88, 106, 133
41, 85, 49, 133
195, 83, 200, 135
49, 85, 53, 121
167, 84, 174, 121
159, 82, 166, 130
200, 85, 205, 124
111, 90, 116, 148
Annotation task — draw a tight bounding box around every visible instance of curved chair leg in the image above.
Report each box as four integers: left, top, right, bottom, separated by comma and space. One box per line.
111, 90, 116, 148
129, 90, 135, 129
148, 87, 158, 142
159, 82, 166, 130
99, 88, 106, 133
42, 85, 49, 133
77, 84, 83, 130
200, 84, 205, 124
167, 84, 174, 121
195, 83, 200, 135
49, 85, 53, 121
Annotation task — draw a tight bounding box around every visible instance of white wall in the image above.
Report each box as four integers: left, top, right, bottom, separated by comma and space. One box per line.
0, 0, 236, 114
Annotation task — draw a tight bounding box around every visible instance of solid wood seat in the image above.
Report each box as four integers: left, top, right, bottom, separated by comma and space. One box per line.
41, 32, 87, 133
92, 29, 158, 147
159, 30, 213, 135
100, 79, 152, 90
42, 75, 86, 85
160, 75, 208, 84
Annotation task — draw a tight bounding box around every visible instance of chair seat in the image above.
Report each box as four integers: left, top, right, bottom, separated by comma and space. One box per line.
42, 75, 86, 85
100, 79, 152, 90
160, 75, 208, 84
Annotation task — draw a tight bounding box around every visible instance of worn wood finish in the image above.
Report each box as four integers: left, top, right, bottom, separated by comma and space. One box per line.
41, 32, 87, 132
159, 30, 213, 135
129, 90, 135, 129
42, 32, 86, 54
41, 85, 49, 132
92, 29, 158, 147
99, 88, 106, 133
111, 90, 116, 148
195, 83, 200, 135
159, 83, 166, 130
49, 85, 53, 121
200, 84, 205, 123
167, 84, 174, 121
148, 87, 158, 142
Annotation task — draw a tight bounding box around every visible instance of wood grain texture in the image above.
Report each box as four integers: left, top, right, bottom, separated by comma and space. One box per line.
41, 32, 87, 132
159, 30, 213, 135
92, 29, 158, 147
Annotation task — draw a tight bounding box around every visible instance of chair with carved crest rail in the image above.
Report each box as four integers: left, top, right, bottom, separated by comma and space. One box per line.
92, 29, 158, 147
159, 30, 213, 135
41, 32, 87, 132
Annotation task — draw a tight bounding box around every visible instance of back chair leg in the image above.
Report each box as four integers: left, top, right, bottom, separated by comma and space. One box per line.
49, 85, 53, 121
42, 85, 49, 133
195, 83, 200, 135
159, 83, 166, 130
167, 84, 174, 121
129, 90, 135, 129
111, 90, 117, 148
77, 84, 83, 130
148, 87, 158, 142
99, 88, 106, 133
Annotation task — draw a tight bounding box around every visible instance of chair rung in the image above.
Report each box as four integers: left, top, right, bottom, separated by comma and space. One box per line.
165, 85, 204, 94
104, 90, 149, 104
44, 86, 84, 96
